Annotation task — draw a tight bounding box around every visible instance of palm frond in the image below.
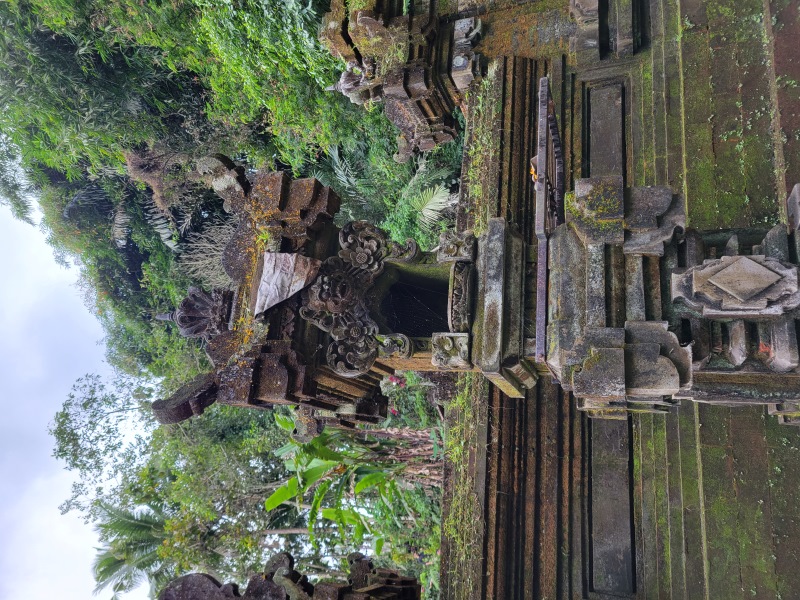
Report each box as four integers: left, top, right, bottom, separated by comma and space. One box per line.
410, 185, 453, 235
401, 154, 451, 204
177, 216, 238, 289
91, 502, 171, 598
328, 146, 374, 205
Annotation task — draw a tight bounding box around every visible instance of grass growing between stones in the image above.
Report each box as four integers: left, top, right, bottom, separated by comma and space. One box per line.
464, 62, 502, 235
442, 372, 488, 599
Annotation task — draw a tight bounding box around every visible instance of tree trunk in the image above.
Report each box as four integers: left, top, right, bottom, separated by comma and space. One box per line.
261, 528, 310, 536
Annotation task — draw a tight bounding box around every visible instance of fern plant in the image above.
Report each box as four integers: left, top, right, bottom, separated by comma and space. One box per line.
409, 184, 454, 237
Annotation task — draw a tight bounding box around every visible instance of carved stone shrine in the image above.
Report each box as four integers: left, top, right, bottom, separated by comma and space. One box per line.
153, 156, 389, 441
320, 0, 482, 161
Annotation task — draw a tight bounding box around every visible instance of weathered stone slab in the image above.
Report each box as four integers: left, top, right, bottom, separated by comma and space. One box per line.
254, 253, 321, 316
672, 255, 800, 318
590, 418, 635, 595
572, 347, 625, 400
546, 223, 587, 384
475, 218, 531, 397
589, 85, 624, 178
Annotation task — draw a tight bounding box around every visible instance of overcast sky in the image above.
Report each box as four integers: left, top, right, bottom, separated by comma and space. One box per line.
0, 207, 148, 600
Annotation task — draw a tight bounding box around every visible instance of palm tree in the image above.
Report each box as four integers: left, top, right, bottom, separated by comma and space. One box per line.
92, 502, 173, 599
0, 135, 35, 224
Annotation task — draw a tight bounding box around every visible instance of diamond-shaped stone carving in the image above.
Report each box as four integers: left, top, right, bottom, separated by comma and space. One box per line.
672, 254, 800, 318
707, 256, 781, 302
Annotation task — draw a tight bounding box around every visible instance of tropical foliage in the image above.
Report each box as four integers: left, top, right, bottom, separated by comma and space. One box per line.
92, 502, 172, 599
50, 377, 444, 597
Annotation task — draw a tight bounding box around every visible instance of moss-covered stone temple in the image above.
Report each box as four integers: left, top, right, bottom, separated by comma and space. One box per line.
155, 0, 800, 597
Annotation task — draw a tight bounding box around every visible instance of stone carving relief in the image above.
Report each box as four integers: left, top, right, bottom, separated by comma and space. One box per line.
450, 18, 483, 92
431, 333, 471, 369
437, 229, 476, 263
328, 58, 383, 106
447, 262, 473, 333
672, 254, 800, 319
299, 221, 418, 377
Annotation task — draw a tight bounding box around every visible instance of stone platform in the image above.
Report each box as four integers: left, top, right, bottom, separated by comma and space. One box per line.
441, 0, 800, 597
442, 378, 800, 599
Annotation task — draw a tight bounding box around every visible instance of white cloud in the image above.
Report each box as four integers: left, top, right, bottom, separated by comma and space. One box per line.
0, 471, 149, 600
0, 209, 148, 600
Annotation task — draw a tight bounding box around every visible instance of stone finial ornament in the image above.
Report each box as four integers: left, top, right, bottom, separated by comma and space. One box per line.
623, 186, 686, 256
156, 287, 233, 340
151, 373, 218, 424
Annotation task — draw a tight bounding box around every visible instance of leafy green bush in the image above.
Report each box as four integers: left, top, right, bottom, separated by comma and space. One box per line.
371, 485, 441, 599
380, 371, 442, 430
378, 112, 464, 248
22, 0, 375, 170
268, 418, 442, 596
0, 2, 187, 178
37, 177, 209, 385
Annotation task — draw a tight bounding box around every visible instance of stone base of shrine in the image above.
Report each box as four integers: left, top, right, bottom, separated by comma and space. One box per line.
473, 218, 538, 398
